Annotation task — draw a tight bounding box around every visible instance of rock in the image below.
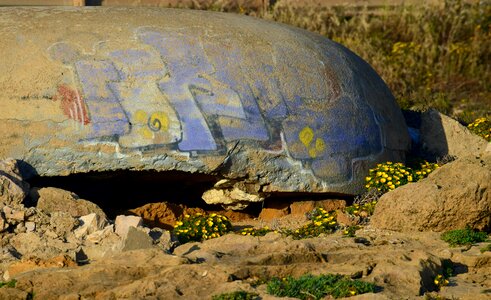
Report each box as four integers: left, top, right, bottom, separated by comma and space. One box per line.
129, 202, 206, 230
49, 212, 78, 238
370, 153, 491, 232
74, 213, 106, 239
0, 7, 409, 209
35, 187, 107, 220
0, 288, 30, 300
259, 200, 290, 221
121, 226, 155, 252
289, 199, 347, 216
418, 109, 488, 160
86, 225, 115, 244
0, 159, 29, 207
25, 222, 35, 232
115, 215, 143, 238
0, 213, 9, 233
336, 210, 361, 227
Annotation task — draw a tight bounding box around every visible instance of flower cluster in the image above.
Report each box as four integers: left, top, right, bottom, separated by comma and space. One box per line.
365, 162, 414, 193
344, 201, 377, 217
237, 226, 273, 237
414, 161, 439, 181
434, 274, 449, 289
467, 117, 491, 141
365, 161, 439, 193
173, 213, 232, 243
287, 208, 337, 239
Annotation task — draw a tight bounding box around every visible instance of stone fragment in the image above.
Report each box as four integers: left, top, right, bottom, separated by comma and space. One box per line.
25, 221, 35, 232
0, 159, 29, 207
9, 232, 43, 256
35, 187, 107, 220
121, 226, 154, 252
289, 199, 347, 216
0, 7, 410, 209
371, 153, 491, 232
259, 201, 290, 221
336, 210, 361, 227
115, 215, 143, 238
74, 213, 107, 239
49, 212, 78, 238
0, 213, 9, 233
419, 109, 488, 159
86, 225, 114, 244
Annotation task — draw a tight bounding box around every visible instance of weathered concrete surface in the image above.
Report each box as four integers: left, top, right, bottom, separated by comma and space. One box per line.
0, 7, 409, 203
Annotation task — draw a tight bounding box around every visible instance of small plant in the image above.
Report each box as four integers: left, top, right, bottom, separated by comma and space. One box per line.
480, 243, 491, 253
345, 201, 377, 217
0, 279, 16, 288
285, 208, 337, 239
173, 213, 233, 243
212, 291, 259, 300
365, 162, 415, 193
343, 225, 360, 238
266, 274, 377, 299
433, 274, 449, 290
414, 161, 440, 181
441, 227, 488, 247
467, 117, 491, 141
237, 226, 272, 237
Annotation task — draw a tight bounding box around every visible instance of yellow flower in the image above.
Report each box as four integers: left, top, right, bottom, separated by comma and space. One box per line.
380, 178, 386, 183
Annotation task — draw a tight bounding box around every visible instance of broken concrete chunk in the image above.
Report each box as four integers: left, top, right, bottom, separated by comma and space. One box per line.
35, 187, 107, 220
115, 215, 143, 239
0, 7, 410, 209
86, 225, 115, 244
74, 213, 107, 239
121, 226, 154, 252
0, 159, 29, 207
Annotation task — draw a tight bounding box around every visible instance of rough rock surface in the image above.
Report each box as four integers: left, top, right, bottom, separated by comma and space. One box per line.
0, 7, 410, 207
371, 153, 491, 232
35, 187, 107, 220
3, 230, 490, 299
0, 159, 29, 207
407, 109, 489, 160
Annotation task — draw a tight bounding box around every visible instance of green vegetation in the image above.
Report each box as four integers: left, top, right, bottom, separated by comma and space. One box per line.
441, 227, 488, 246
266, 274, 377, 299
480, 243, 491, 253
212, 291, 259, 300
0, 279, 16, 288
467, 117, 491, 141
173, 213, 233, 243
365, 161, 438, 193
284, 208, 338, 239
237, 226, 273, 236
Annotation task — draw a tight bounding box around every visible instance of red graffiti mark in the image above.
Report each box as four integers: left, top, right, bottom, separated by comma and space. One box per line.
54, 85, 90, 125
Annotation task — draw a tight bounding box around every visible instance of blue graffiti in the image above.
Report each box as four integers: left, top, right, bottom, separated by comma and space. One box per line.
74, 60, 129, 138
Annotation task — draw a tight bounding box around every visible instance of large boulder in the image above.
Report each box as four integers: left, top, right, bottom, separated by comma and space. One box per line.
35, 187, 107, 220
0, 8, 409, 207
370, 153, 491, 232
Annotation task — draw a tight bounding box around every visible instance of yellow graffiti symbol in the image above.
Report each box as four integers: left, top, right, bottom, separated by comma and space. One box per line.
149, 111, 169, 132
315, 138, 325, 152
299, 126, 314, 147
133, 110, 169, 139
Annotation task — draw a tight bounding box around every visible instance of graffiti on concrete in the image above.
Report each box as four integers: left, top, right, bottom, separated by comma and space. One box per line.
47, 27, 382, 182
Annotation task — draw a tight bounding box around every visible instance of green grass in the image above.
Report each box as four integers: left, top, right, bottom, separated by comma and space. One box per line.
441, 228, 489, 246
266, 274, 377, 299
0, 280, 16, 288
